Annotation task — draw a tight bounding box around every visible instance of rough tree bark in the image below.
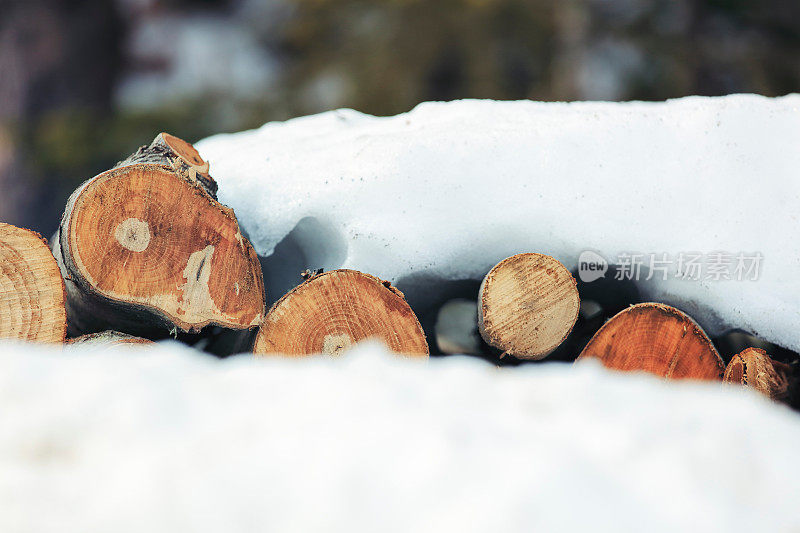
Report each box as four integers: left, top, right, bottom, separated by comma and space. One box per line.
576, 302, 724, 380
115, 132, 218, 198
478, 253, 579, 360
0, 222, 66, 342
53, 133, 265, 338
254, 269, 428, 357
723, 347, 790, 401
67, 330, 153, 346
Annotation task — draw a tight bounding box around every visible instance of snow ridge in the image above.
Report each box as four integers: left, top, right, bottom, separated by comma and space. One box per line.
2, 340, 800, 532
198, 95, 800, 351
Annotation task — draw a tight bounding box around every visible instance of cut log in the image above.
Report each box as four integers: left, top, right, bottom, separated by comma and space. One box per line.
0, 223, 66, 343
723, 348, 790, 401
254, 269, 428, 357
576, 302, 724, 380
478, 253, 579, 360
68, 330, 154, 346
54, 133, 265, 338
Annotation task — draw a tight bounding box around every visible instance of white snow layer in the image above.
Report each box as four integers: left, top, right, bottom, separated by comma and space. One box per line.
2, 340, 800, 532
197, 94, 800, 351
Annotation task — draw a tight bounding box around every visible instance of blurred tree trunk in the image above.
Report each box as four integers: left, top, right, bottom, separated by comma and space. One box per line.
0, 0, 123, 231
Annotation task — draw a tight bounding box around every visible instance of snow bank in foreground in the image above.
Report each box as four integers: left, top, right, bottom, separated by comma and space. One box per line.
2, 340, 799, 532
197, 95, 800, 351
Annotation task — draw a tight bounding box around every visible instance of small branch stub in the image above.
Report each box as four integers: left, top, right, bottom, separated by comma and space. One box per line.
0, 223, 67, 343
54, 133, 265, 338
576, 302, 724, 380
723, 347, 790, 401
254, 269, 428, 357
478, 253, 579, 360
116, 132, 218, 198
300, 268, 324, 281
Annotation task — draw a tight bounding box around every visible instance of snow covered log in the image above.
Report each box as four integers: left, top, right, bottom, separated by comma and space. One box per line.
254, 269, 428, 357
724, 348, 791, 402
478, 253, 579, 360
577, 303, 724, 380
196, 95, 800, 353
0, 223, 66, 343
53, 133, 265, 338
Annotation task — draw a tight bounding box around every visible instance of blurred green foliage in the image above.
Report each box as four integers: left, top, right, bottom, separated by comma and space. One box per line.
279, 0, 798, 116
283, 0, 557, 115
26, 107, 213, 181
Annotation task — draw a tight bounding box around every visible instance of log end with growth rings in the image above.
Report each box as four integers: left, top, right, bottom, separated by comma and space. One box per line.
254, 269, 429, 357
478, 253, 580, 360
159, 132, 207, 169
0, 223, 66, 343
724, 347, 790, 401
60, 162, 264, 335
576, 302, 724, 380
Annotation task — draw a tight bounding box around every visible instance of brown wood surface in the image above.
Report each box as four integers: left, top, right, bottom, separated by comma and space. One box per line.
0, 223, 66, 343
577, 302, 724, 380
478, 253, 579, 360
254, 269, 428, 357
55, 133, 264, 337
724, 347, 789, 401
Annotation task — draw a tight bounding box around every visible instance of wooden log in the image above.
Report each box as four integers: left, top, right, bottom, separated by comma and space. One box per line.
0, 223, 66, 343
576, 302, 724, 380
254, 269, 428, 357
478, 253, 579, 360
723, 347, 790, 401
68, 330, 154, 346
53, 133, 265, 338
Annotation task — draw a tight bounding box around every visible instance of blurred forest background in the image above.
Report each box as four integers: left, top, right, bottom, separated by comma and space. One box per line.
1, 0, 799, 236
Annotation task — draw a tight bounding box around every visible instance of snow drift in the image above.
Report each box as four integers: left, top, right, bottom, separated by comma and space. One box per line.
197, 94, 800, 352
6, 96, 799, 532
2, 340, 800, 532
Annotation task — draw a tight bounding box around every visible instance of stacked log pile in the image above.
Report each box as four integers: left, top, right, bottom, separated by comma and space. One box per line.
0, 132, 796, 408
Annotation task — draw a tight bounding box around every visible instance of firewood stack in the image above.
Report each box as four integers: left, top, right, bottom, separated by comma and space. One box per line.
0, 132, 796, 407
